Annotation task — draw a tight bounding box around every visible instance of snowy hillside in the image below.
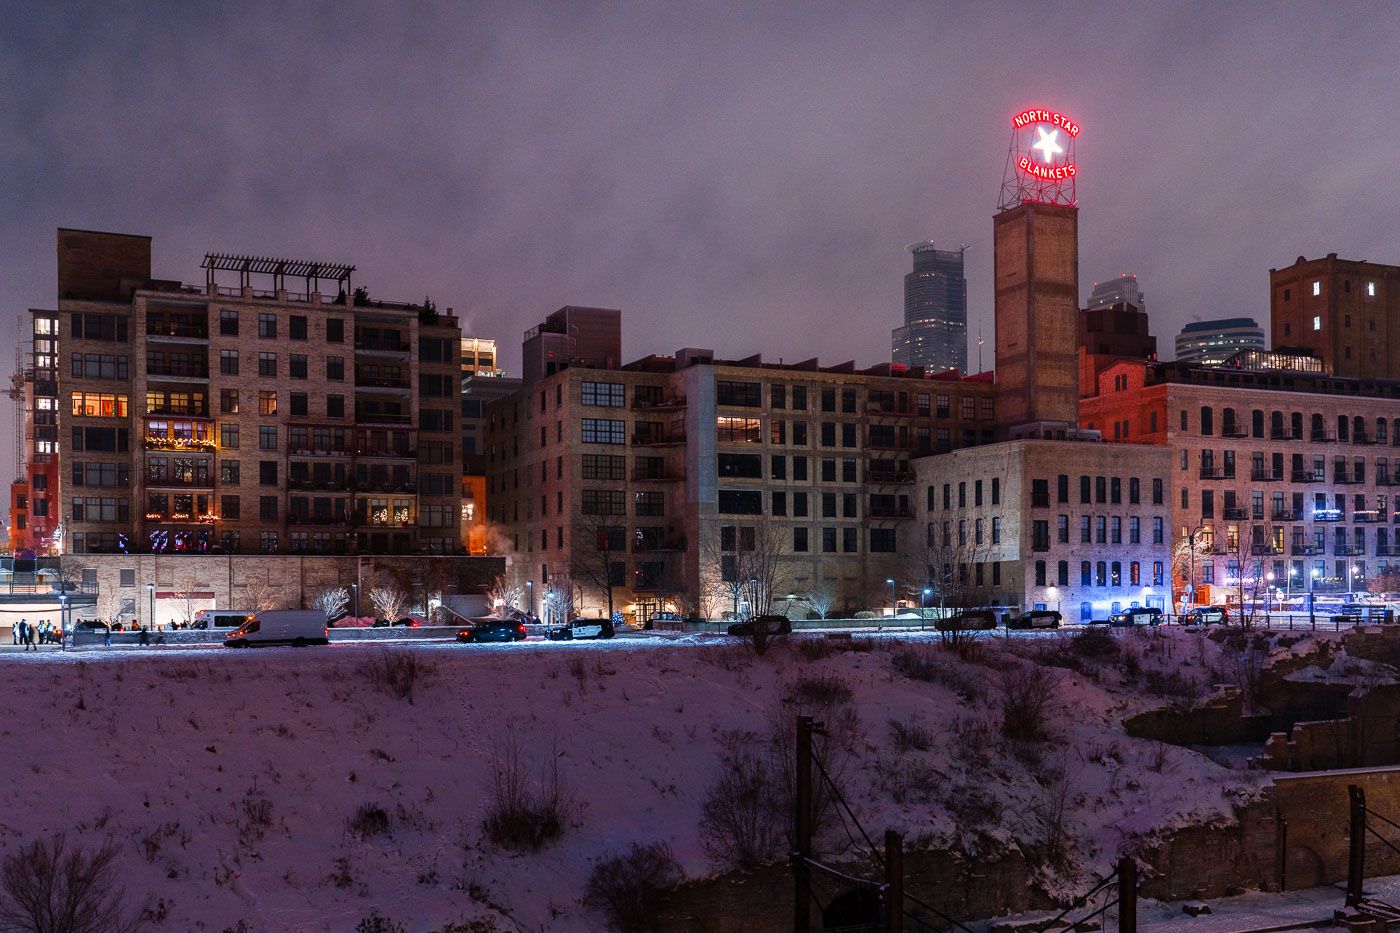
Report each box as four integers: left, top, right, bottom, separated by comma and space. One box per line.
0, 629, 1268, 931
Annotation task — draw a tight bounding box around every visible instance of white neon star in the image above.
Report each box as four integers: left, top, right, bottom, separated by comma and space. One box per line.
1032, 126, 1063, 163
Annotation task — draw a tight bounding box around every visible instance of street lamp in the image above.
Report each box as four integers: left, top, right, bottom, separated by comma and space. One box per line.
58, 594, 68, 650
349, 583, 359, 623
1266, 572, 1275, 613
146, 582, 155, 632
525, 580, 533, 619
921, 587, 931, 629
1310, 567, 1320, 628
748, 578, 758, 618
886, 578, 896, 618
1185, 524, 1207, 613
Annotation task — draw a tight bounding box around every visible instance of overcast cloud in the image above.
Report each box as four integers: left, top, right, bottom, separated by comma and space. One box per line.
2, 1, 1398, 475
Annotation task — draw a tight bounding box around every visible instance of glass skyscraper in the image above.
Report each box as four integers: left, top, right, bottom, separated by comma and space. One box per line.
892, 241, 967, 373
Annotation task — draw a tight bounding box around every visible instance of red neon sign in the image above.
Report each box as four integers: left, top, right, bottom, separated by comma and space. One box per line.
1012, 109, 1079, 137
1018, 156, 1076, 180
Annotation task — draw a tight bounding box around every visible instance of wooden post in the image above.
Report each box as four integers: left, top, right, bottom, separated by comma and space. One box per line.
885, 829, 903, 933
1118, 856, 1137, 933
1348, 784, 1366, 906
795, 716, 813, 932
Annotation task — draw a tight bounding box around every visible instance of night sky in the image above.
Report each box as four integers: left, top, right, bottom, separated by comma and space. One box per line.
3, 1, 1397, 474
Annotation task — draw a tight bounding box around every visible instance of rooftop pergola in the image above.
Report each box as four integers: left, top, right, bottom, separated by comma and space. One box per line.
201, 252, 356, 295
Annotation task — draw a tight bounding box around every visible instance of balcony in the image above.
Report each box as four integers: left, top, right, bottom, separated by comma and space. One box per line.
1378, 475, 1400, 487
1222, 426, 1248, 438
632, 396, 686, 412
631, 431, 686, 447
147, 365, 209, 380
1314, 509, 1344, 522
1336, 544, 1367, 556
1356, 433, 1376, 446
1200, 468, 1227, 481
356, 447, 416, 459
1223, 507, 1248, 520
632, 536, 686, 553
1269, 431, 1293, 442
1335, 472, 1364, 485
145, 406, 211, 418
146, 324, 208, 341
1031, 540, 1051, 553
354, 413, 412, 426
1378, 545, 1400, 557
1355, 510, 1384, 523
1311, 432, 1337, 443
144, 437, 216, 452
288, 479, 351, 492
353, 339, 410, 355
289, 447, 352, 458
1250, 544, 1284, 556
630, 468, 684, 482
866, 470, 915, 486
869, 505, 914, 519
287, 514, 353, 526
355, 481, 418, 494
143, 512, 218, 524
865, 403, 916, 418
1272, 509, 1302, 522
1250, 470, 1283, 482
355, 375, 411, 390
145, 477, 214, 489
1292, 543, 1323, 556
1292, 470, 1324, 483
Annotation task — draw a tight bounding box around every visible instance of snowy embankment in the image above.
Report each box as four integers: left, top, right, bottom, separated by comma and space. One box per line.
0, 630, 1265, 931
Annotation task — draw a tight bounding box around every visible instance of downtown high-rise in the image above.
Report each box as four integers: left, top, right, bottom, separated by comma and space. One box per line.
892, 241, 968, 374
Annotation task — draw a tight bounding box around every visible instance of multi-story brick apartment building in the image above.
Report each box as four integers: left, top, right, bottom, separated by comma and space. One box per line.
1271, 254, 1400, 379
485, 316, 999, 621
50, 228, 463, 557
915, 438, 1172, 621
1082, 350, 1400, 605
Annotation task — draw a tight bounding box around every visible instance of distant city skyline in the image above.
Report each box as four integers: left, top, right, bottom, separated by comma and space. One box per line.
893, 241, 967, 374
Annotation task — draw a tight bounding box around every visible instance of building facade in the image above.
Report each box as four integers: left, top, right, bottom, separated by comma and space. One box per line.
915, 439, 1172, 620
892, 242, 968, 375
1086, 274, 1146, 313
486, 334, 999, 622
1270, 254, 1400, 379
1173, 318, 1265, 365
51, 229, 463, 557
1082, 357, 1400, 606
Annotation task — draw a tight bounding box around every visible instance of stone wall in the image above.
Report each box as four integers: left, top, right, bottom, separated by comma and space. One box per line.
1124, 687, 1273, 747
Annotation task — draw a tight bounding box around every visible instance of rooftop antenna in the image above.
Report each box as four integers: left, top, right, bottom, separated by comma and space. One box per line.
977, 324, 984, 373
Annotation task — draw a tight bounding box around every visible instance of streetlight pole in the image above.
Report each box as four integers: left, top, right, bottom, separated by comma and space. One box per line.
58, 594, 67, 651
1310, 567, 1319, 629
886, 578, 896, 618
350, 583, 359, 623
921, 587, 930, 630
525, 580, 533, 620
748, 578, 758, 618
147, 582, 155, 632
1266, 572, 1275, 614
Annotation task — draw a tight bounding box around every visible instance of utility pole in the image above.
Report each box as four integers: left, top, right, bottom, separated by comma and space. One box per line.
1348, 784, 1366, 906
885, 829, 903, 933
794, 716, 813, 932
1118, 855, 1137, 933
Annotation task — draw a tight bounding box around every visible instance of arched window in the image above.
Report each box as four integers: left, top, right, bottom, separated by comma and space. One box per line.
1222, 407, 1237, 435
1312, 413, 1325, 440
1096, 561, 1107, 586
1200, 406, 1214, 436
1081, 561, 1091, 585
1252, 410, 1264, 438
1111, 561, 1122, 586
1292, 412, 1303, 439
1393, 418, 1400, 446
1339, 415, 1350, 442
1355, 416, 1366, 443
1270, 411, 1284, 438
1057, 560, 1069, 586
1080, 601, 1092, 621
1379, 419, 1389, 445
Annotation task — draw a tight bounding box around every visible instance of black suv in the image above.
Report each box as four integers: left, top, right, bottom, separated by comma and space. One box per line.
1007, 610, 1061, 630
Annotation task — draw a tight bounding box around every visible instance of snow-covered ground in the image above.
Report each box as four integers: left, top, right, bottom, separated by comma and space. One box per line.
0, 629, 1283, 931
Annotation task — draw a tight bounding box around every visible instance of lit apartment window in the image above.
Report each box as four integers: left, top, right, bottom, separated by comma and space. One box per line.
1313, 281, 1321, 296
1369, 282, 1376, 297
1313, 316, 1321, 331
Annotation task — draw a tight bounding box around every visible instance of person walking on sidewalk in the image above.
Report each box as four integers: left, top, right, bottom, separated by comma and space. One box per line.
24, 620, 36, 652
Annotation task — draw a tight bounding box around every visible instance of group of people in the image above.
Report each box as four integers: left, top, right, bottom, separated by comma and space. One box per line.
11, 618, 61, 650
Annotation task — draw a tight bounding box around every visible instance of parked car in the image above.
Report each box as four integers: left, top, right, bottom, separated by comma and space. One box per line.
1184, 606, 1229, 625
935, 609, 997, 631
371, 617, 419, 628
1109, 607, 1164, 627
1007, 610, 1061, 630
193, 610, 254, 630
725, 615, 792, 637
223, 611, 329, 648
548, 618, 617, 641
457, 617, 527, 643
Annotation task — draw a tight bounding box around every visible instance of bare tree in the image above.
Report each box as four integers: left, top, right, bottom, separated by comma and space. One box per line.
802, 580, 837, 621
1224, 522, 1274, 630
54, 560, 83, 594
239, 575, 278, 615
369, 586, 407, 625
486, 571, 525, 616
571, 513, 626, 621
906, 522, 991, 651
1172, 528, 1211, 613
699, 518, 793, 622
0, 833, 146, 933
93, 591, 124, 632
1370, 566, 1400, 599
544, 574, 576, 624
172, 580, 202, 629
313, 586, 350, 624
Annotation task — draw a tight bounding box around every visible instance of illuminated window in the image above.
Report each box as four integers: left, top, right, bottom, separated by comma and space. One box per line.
1369, 282, 1376, 297
1313, 281, 1321, 296
1313, 316, 1321, 331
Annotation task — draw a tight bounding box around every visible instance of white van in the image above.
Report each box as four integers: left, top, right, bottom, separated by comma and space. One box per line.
223, 610, 329, 648
194, 610, 253, 630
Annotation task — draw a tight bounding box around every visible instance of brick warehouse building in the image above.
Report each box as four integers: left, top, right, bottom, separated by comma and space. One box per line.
42, 228, 464, 557
486, 312, 999, 622
1271, 254, 1400, 379
1082, 349, 1400, 607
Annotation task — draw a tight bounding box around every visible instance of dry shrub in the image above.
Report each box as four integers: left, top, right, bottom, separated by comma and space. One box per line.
888, 718, 934, 754
794, 635, 873, 662
697, 730, 784, 869
347, 802, 392, 839
357, 651, 435, 704
1143, 668, 1204, 707
890, 645, 985, 702
785, 671, 853, 707
1070, 628, 1119, 660
482, 727, 571, 852
0, 833, 146, 933
584, 841, 682, 933
996, 662, 1059, 742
